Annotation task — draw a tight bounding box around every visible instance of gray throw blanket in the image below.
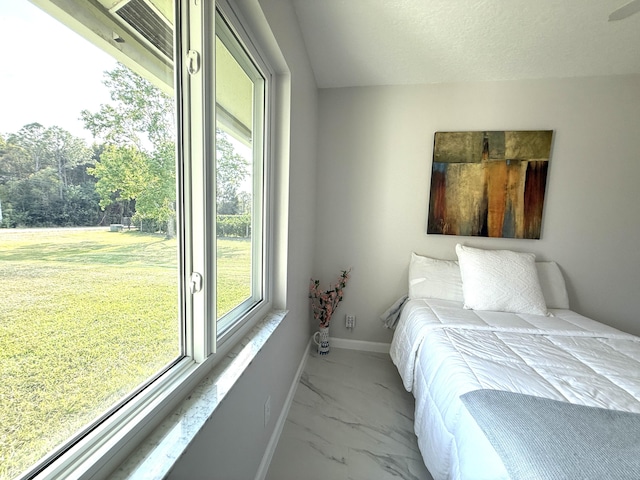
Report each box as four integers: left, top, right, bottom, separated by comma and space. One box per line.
379, 294, 408, 329
461, 389, 640, 480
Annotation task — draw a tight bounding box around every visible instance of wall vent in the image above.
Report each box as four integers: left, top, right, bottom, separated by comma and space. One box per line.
114, 0, 173, 60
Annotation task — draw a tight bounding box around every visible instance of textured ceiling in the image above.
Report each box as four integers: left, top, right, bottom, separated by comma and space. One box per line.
291, 0, 640, 88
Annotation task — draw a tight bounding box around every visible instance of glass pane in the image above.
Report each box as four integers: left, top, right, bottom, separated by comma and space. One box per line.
215, 33, 255, 321
0, 1, 180, 477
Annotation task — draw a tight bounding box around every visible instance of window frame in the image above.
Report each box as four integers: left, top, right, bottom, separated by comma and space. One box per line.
213, 7, 269, 342
15, 0, 278, 478
181, 0, 278, 386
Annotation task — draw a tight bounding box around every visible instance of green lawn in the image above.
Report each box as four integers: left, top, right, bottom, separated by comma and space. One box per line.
0, 228, 250, 479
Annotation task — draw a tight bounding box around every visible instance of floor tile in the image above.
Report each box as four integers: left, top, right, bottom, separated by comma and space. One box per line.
266, 348, 433, 480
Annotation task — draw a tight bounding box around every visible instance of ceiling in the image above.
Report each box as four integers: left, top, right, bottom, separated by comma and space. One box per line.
291, 0, 640, 88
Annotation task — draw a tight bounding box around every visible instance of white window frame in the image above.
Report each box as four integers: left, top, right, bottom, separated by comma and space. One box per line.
213, 7, 269, 343
17, 0, 278, 478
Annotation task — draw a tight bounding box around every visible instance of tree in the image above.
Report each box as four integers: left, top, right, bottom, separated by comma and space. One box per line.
0, 134, 31, 183
8, 123, 48, 173
216, 129, 248, 215
82, 64, 176, 232
88, 144, 147, 208
82, 64, 250, 229
82, 64, 175, 148
2, 124, 91, 190
237, 191, 251, 215
0, 124, 95, 227
45, 126, 93, 200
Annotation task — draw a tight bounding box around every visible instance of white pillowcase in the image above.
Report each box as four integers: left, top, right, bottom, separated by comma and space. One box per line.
455, 244, 549, 316
536, 261, 570, 309
408, 252, 464, 303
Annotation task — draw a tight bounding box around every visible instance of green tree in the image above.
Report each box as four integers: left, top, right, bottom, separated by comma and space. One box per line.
82, 64, 176, 232
237, 191, 251, 215
8, 123, 48, 173
0, 124, 95, 227
45, 126, 93, 200
82, 64, 175, 148
81, 64, 250, 229
216, 129, 248, 215
0, 134, 31, 183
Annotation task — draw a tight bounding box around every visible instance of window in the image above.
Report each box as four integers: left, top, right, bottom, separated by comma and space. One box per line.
0, 0, 273, 478
214, 12, 266, 339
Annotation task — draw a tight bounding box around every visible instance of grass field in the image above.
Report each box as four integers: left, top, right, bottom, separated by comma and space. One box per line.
0, 228, 250, 479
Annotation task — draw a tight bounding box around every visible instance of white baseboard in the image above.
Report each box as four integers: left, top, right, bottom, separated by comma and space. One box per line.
254, 338, 312, 480
329, 337, 391, 354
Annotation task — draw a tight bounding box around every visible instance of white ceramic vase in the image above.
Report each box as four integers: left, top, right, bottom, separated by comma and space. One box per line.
313, 325, 330, 355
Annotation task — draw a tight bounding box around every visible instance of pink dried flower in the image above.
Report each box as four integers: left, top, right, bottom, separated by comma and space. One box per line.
309, 268, 352, 329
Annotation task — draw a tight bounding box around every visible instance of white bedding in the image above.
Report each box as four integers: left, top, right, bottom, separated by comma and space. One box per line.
390, 298, 640, 480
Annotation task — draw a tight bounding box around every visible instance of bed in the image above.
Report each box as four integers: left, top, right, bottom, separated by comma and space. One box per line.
388, 245, 640, 480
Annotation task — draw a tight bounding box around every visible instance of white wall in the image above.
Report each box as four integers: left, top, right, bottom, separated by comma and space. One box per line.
166, 0, 318, 478
316, 75, 640, 343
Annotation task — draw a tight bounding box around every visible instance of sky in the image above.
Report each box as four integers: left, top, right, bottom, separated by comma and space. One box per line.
0, 1, 253, 192
0, 1, 117, 142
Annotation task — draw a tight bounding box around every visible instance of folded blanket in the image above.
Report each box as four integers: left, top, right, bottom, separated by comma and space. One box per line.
461, 389, 640, 480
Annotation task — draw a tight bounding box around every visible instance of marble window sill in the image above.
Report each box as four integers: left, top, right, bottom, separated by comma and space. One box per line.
109, 310, 288, 479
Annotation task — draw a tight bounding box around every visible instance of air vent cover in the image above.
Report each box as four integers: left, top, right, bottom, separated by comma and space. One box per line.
115, 0, 173, 60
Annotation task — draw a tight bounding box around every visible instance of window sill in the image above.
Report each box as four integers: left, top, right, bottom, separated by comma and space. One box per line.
108, 309, 288, 479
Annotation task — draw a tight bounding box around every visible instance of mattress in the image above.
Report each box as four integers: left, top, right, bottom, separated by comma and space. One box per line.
390, 298, 640, 480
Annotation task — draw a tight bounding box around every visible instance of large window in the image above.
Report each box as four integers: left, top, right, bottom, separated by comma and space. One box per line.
0, 0, 271, 478
215, 13, 266, 338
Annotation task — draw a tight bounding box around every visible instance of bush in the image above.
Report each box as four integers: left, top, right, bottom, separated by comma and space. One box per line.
217, 214, 251, 237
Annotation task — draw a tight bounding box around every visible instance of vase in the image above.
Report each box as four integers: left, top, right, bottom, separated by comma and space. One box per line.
313, 326, 330, 355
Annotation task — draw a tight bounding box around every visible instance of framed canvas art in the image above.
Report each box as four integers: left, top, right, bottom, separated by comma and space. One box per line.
427, 130, 553, 239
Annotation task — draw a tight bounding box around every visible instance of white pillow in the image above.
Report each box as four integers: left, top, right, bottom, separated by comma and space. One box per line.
536, 261, 570, 309
455, 244, 549, 316
408, 252, 464, 302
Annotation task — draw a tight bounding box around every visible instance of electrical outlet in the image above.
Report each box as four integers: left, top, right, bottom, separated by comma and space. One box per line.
346, 314, 356, 329
264, 395, 271, 427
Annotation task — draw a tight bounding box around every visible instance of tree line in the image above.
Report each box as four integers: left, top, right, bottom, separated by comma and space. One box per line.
0, 64, 250, 233
0, 123, 98, 227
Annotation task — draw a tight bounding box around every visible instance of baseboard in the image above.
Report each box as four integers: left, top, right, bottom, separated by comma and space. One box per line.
329, 337, 391, 353
254, 338, 312, 480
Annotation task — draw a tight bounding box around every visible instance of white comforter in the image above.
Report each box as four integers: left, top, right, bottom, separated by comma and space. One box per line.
390, 298, 640, 480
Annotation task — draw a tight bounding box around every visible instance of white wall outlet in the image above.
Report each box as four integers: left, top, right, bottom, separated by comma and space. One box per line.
264, 395, 271, 427
346, 314, 356, 329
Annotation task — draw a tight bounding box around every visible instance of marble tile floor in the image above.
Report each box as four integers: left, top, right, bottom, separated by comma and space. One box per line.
265, 347, 434, 480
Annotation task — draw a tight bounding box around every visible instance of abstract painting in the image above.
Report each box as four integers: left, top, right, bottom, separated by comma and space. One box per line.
427, 130, 553, 239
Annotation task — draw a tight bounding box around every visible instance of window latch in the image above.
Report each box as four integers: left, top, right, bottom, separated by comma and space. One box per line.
187, 50, 201, 75
190, 272, 203, 294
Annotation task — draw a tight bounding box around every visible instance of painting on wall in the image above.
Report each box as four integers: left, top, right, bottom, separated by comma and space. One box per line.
427, 130, 553, 239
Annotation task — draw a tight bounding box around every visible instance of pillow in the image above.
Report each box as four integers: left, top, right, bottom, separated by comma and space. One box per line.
536, 261, 570, 309
455, 244, 548, 316
408, 252, 464, 302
